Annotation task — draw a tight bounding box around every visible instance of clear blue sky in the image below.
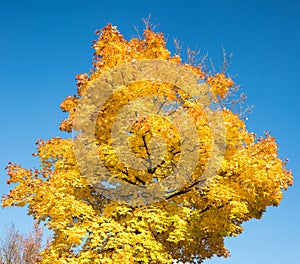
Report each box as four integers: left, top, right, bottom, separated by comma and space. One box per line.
0, 0, 299, 263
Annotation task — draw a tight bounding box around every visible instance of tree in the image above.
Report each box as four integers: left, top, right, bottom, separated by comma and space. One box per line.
0, 224, 22, 264
1, 24, 293, 263
0, 222, 44, 264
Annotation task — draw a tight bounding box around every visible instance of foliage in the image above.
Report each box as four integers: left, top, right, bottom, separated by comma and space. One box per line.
1, 24, 293, 263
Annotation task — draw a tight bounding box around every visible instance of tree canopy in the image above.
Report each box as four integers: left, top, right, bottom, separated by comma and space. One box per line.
2, 24, 293, 263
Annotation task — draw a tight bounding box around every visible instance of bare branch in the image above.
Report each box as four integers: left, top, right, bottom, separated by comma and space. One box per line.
174, 38, 182, 56
221, 46, 233, 73
142, 14, 159, 30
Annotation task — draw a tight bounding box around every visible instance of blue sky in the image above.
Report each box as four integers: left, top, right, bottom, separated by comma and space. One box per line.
0, 0, 299, 263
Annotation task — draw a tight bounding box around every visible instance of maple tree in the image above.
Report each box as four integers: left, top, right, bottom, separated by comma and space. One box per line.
2, 24, 293, 263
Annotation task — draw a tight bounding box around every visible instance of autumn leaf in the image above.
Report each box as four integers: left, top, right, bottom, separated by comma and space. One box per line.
1, 23, 292, 264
